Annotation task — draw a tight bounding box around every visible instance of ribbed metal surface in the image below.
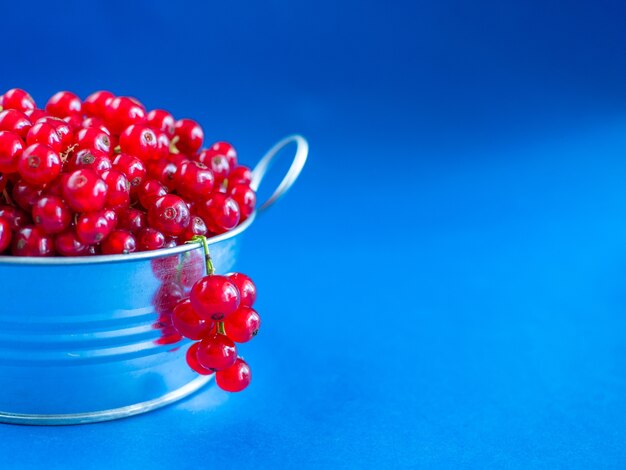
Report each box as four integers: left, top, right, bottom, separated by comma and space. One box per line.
0, 234, 240, 417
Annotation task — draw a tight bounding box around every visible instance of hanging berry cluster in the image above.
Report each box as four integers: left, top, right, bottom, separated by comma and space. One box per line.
0, 88, 256, 255
170, 236, 260, 392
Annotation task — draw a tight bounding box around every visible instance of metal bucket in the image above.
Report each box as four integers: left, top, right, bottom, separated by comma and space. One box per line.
0, 135, 308, 425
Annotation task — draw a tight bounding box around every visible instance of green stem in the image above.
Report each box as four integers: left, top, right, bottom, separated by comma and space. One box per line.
186, 235, 215, 275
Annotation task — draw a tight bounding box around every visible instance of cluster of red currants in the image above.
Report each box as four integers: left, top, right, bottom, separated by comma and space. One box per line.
173, 261, 260, 392
0, 88, 256, 256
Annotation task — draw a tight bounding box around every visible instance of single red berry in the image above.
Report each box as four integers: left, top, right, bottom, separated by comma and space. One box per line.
174, 118, 203, 154
0, 205, 31, 230
147, 194, 190, 236
146, 109, 175, 137
137, 179, 168, 208
229, 184, 256, 220
76, 210, 117, 244
182, 215, 208, 240
215, 357, 251, 392
74, 127, 111, 154
224, 306, 261, 343
83, 91, 114, 118
227, 273, 257, 308
101, 230, 137, 254
119, 124, 159, 161
155, 131, 171, 160
196, 333, 238, 371
1, 89, 35, 112
25, 109, 47, 122
36, 117, 73, 151
186, 342, 214, 375
45, 91, 82, 118
105, 96, 146, 134
113, 153, 147, 190
0, 218, 11, 253
62, 169, 108, 212
11, 179, 42, 210
63, 114, 83, 131
54, 229, 91, 256
32, 196, 71, 234
17, 144, 61, 185
146, 159, 178, 190
67, 148, 113, 174
137, 227, 166, 251
12, 226, 54, 256
101, 169, 130, 209
0, 109, 32, 139
0, 131, 25, 173
175, 160, 214, 200
201, 141, 238, 170
153, 281, 185, 314
228, 165, 252, 187
26, 122, 63, 153
172, 298, 214, 340
190, 275, 240, 321
117, 207, 146, 233
197, 153, 230, 185
197, 193, 240, 234
81, 116, 111, 135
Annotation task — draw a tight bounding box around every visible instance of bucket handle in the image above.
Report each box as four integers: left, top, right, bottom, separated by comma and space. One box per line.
250, 134, 309, 212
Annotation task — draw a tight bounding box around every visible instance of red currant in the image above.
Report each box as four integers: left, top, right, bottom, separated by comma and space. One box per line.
119, 124, 159, 161
81, 116, 111, 135
175, 160, 214, 200
137, 179, 167, 209
54, 229, 91, 256
172, 298, 214, 340
228, 165, 252, 187
227, 273, 257, 308
174, 118, 203, 154
11, 179, 42, 210
117, 207, 146, 233
101, 170, 130, 209
83, 91, 114, 118
197, 193, 240, 234
229, 184, 256, 220
32, 196, 71, 234
0, 131, 25, 173
45, 91, 82, 118
67, 148, 113, 174
1, 89, 35, 112
12, 226, 54, 256
101, 230, 137, 254
137, 227, 166, 251
182, 215, 208, 240
224, 306, 260, 343
0, 218, 11, 253
196, 333, 237, 371
190, 275, 240, 321
113, 153, 147, 190
197, 153, 230, 185
0, 205, 31, 230
105, 96, 146, 134
18, 144, 62, 185
36, 117, 73, 151
74, 127, 111, 154
76, 210, 117, 244
146, 159, 178, 190
201, 141, 237, 169
26, 122, 63, 153
186, 342, 214, 375
147, 194, 190, 236
215, 357, 251, 392
62, 169, 108, 212
146, 109, 175, 137
0, 109, 32, 139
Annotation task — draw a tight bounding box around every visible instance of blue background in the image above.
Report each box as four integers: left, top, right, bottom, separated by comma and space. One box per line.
2, 0, 626, 467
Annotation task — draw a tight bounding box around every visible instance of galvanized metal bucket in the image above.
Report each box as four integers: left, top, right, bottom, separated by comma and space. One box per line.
0, 135, 308, 425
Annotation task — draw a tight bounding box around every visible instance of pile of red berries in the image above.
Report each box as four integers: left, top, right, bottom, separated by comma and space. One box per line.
0, 88, 256, 256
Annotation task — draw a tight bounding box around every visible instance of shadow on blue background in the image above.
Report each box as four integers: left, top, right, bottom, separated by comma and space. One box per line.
1, 0, 626, 468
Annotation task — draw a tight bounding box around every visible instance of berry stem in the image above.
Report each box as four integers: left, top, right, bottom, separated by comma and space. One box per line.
217, 321, 226, 335
187, 235, 215, 275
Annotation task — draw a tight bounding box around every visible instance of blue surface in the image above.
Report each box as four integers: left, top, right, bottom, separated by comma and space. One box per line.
2, 0, 626, 467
